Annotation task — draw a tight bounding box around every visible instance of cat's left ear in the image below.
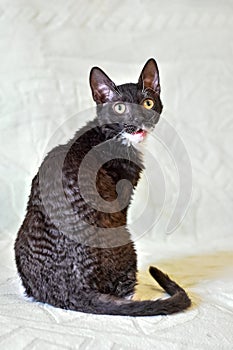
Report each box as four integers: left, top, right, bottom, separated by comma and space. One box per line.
138, 58, 161, 94
90, 67, 118, 104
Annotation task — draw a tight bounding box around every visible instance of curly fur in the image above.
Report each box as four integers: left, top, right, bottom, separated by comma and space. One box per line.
15, 59, 191, 316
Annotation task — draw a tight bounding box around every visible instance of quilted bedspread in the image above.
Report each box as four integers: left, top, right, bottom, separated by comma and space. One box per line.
1, 0, 233, 349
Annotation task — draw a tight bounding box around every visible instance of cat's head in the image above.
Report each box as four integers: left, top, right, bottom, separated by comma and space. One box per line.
89, 58, 163, 145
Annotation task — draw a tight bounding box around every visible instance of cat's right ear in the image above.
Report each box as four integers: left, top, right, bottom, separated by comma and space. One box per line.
138, 58, 161, 94
89, 67, 117, 104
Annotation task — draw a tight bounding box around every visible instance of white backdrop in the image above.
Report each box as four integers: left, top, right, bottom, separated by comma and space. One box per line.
0, 1, 233, 349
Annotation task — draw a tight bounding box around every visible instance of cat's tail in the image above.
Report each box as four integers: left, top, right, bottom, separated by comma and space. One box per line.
70, 266, 191, 316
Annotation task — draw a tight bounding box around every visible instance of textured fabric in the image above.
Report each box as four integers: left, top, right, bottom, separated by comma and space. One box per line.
0, 0, 233, 348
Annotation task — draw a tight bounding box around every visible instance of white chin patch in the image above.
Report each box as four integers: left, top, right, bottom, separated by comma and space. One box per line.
121, 131, 146, 145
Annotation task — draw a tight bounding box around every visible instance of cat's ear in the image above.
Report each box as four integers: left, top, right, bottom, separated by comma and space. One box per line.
138, 58, 160, 94
89, 67, 118, 104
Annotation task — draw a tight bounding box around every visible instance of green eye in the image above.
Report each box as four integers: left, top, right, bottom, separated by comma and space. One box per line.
113, 103, 126, 114
143, 98, 154, 109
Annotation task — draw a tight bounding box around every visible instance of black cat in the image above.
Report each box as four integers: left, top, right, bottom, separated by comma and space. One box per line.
15, 59, 191, 316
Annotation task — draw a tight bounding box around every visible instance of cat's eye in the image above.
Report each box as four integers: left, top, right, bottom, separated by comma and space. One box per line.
143, 98, 154, 109
113, 103, 126, 114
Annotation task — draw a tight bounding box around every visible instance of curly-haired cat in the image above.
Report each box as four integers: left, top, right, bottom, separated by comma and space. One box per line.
15, 58, 191, 316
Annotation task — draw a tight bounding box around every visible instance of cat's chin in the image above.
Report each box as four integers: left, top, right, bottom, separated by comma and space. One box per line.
121, 129, 148, 146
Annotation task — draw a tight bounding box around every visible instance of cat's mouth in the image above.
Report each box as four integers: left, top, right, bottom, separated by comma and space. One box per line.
132, 129, 147, 138
122, 125, 148, 144
124, 125, 147, 137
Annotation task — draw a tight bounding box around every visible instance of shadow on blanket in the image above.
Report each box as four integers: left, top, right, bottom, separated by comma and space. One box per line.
134, 251, 233, 309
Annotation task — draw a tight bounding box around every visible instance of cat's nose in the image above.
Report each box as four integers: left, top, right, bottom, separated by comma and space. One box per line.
129, 115, 139, 123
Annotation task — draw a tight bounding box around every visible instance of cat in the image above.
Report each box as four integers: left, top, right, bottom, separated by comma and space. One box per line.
14, 58, 191, 316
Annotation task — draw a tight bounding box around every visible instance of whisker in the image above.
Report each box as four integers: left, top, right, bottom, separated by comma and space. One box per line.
112, 129, 124, 141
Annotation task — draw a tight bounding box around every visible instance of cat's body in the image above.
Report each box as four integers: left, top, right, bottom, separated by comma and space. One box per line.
15, 59, 191, 316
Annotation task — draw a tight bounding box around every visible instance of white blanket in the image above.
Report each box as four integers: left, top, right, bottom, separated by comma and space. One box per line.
1, 0, 233, 349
